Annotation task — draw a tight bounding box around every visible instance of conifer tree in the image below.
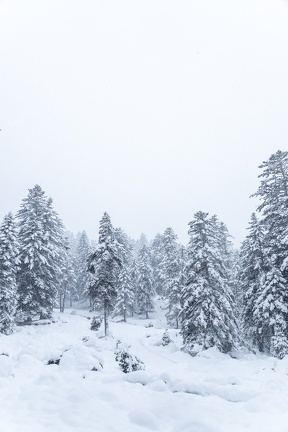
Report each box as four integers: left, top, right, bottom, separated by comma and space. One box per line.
0, 213, 19, 334
247, 150, 288, 357
136, 244, 155, 318
17, 185, 65, 321
166, 244, 186, 329
113, 265, 134, 321
58, 238, 76, 312
75, 231, 91, 302
150, 233, 165, 295
181, 211, 237, 354
113, 228, 135, 321
159, 227, 183, 328
238, 213, 266, 349
87, 213, 121, 335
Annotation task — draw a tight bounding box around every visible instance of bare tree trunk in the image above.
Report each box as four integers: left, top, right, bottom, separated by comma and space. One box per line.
104, 299, 109, 336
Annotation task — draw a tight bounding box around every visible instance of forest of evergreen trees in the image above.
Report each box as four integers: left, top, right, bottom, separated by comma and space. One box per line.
0, 150, 287, 359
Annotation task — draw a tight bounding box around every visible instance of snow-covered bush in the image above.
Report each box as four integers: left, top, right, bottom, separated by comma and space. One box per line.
162, 330, 172, 346
115, 347, 145, 373
90, 316, 103, 331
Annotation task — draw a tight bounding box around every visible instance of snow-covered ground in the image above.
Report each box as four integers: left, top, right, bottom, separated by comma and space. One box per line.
1, 300, 288, 432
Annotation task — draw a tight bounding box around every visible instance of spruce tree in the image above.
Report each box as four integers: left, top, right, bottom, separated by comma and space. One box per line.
75, 231, 91, 302
159, 227, 182, 328
58, 238, 76, 312
238, 213, 266, 349
17, 185, 65, 321
113, 265, 134, 321
181, 211, 237, 354
0, 213, 19, 334
166, 244, 186, 329
87, 213, 121, 335
136, 244, 155, 318
247, 150, 288, 357
113, 228, 135, 321
150, 233, 165, 295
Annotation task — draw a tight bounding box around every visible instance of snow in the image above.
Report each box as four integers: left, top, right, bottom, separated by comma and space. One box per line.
1, 301, 288, 431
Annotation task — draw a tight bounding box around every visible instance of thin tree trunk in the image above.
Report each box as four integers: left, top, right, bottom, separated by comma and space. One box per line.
104, 299, 109, 336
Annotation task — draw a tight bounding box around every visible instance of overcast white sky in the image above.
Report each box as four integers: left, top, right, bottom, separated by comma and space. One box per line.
0, 0, 288, 246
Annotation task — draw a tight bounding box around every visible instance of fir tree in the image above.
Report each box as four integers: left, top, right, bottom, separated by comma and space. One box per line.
249, 151, 288, 357
113, 228, 135, 321
58, 238, 76, 312
87, 213, 121, 335
181, 211, 237, 354
238, 213, 266, 349
150, 233, 165, 295
0, 213, 19, 334
166, 244, 186, 329
75, 231, 91, 302
136, 244, 155, 318
113, 265, 134, 321
159, 227, 182, 328
17, 185, 65, 321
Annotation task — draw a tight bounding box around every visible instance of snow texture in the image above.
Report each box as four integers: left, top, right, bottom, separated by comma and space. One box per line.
0, 300, 288, 432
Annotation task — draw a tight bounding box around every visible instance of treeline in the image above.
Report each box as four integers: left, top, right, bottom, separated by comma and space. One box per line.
0, 150, 288, 360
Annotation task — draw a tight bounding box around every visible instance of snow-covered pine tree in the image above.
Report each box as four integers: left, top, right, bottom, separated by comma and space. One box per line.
249, 151, 288, 357
150, 233, 165, 295
113, 228, 135, 321
64, 230, 78, 256
159, 227, 182, 328
229, 249, 241, 316
136, 244, 155, 318
130, 259, 139, 316
58, 238, 76, 312
114, 228, 134, 265
166, 244, 186, 329
211, 216, 240, 315
113, 265, 134, 321
17, 185, 65, 321
75, 231, 92, 302
181, 211, 237, 354
238, 213, 266, 350
87, 213, 121, 335
0, 213, 19, 334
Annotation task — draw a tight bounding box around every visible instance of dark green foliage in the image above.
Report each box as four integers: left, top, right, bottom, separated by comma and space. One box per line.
181, 211, 237, 354
16, 185, 65, 321
136, 245, 155, 319
90, 316, 103, 331
0, 213, 19, 334
87, 213, 122, 335
162, 330, 172, 346
115, 347, 145, 373
240, 151, 288, 358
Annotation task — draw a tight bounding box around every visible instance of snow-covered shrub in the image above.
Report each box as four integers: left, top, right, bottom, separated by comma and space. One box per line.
47, 358, 60, 365
162, 330, 172, 346
146, 322, 154, 328
59, 346, 103, 373
90, 316, 103, 331
115, 347, 145, 373
15, 311, 32, 325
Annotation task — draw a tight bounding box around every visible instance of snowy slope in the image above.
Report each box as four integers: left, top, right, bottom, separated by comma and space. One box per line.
1, 300, 288, 432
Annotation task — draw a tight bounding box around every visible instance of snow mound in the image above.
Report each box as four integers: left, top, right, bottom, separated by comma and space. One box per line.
59, 345, 103, 374
0, 354, 12, 377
